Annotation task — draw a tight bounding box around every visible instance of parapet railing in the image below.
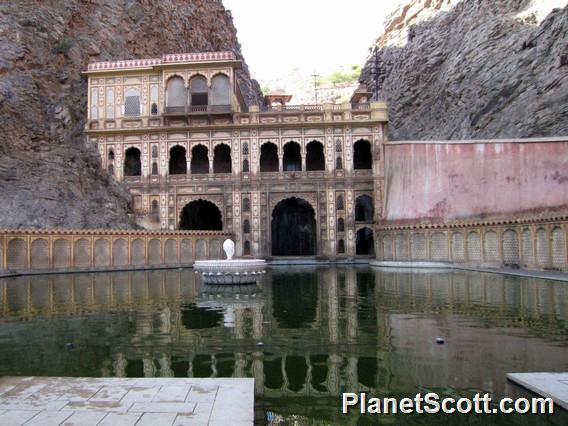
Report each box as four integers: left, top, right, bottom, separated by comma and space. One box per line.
375, 217, 568, 272
163, 105, 233, 114
0, 229, 232, 275
260, 103, 372, 112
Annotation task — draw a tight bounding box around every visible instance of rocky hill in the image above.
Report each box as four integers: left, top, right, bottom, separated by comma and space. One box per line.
360, 0, 568, 141
0, 0, 261, 229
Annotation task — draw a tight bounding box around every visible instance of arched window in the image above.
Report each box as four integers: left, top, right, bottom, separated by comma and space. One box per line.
213, 144, 231, 173
151, 102, 158, 115
166, 76, 187, 111
336, 156, 343, 170
124, 88, 140, 117
242, 158, 249, 173
191, 145, 209, 174
124, 147, 141, 176
151, 200, 159, 223
355, 195, 374, 222
337, 218, 345, 233
108, 150, 114, 161
210, 74, 230, 106
243, 198, 250, 212
169, 145, 187, 175
337, 239, 345, 254
189, 75, 208, 106
336, 195, 344, 210
151, 145, 158, 158
283, 141, 301, 171
244, 240, 251, 255
306, 140, 325, 171
353, 139, 372, 169
260, 142, 278, 172
243, 219, 251, 234
151, 162, 158, 175
242, 143, 249, 155
335, 139, 342, 152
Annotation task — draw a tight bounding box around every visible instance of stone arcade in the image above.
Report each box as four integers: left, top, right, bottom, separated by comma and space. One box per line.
84, 52, 387, 260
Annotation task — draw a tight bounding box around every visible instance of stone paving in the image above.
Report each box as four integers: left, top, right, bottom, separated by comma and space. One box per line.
507, 372, 568, 410
0, 376, 254, 425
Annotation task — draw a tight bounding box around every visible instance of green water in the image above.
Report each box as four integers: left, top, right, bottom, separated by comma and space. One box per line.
0, 267, 567, 425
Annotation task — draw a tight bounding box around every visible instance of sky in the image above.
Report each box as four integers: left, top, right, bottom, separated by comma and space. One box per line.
222, 0, 401, 83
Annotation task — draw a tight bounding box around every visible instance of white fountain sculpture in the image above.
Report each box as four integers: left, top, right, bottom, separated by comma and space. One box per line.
193, 238, 267, 284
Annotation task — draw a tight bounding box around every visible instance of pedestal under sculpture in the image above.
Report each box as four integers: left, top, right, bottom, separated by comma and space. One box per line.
194, 239, 267, 284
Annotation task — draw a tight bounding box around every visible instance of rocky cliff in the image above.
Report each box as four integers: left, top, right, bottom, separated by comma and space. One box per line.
360, 0, 568, 140
0, 0, 261, 229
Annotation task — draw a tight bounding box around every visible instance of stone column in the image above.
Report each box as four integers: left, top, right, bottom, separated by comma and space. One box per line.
345, 133, 353, 173
252, 191, 261, 256
160, 139, 167, 178
233, 192, 242, 256
143, 356, 156, 377
142, 142, 149, 179
327, 269, 339, 344
113, 353, 127, 377
326, 188, 336, 258
346, 189, 356, 256
158, 353, 173, 377
252, 305, 263, 340
252, 351, 265, 395
346, 268, 358, 342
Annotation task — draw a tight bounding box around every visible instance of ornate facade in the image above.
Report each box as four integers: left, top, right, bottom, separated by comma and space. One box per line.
84, 52, 388, 259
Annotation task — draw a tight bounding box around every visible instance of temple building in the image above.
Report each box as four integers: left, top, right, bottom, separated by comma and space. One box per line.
84, 52, 388, 259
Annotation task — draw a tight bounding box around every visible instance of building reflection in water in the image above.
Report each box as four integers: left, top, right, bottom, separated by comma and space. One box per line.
0, 267, 567, 404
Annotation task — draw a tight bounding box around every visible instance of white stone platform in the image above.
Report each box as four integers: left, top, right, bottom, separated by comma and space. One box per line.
0, 376, 253, 425
507, 372, 568, 410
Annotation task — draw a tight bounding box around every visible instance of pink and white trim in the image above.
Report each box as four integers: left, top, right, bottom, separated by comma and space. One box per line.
87, 51, 236, 72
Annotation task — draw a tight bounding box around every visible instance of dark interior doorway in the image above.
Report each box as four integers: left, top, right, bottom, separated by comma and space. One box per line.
191, 145, 209, 174
306, 141, 325, 171
124, 147, 141, 176
356, 227, 374, 255
260, 142, 278, 172
353, 139, 372, 169
283, 142, 301, 171
213, 144, 231, 173
179, 200, 222, 230
355, 195, 374, 222
169, 145, 187, 175
271, 197, 316, 256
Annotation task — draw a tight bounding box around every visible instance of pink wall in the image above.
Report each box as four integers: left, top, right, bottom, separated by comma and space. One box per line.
384, 139, 568, 224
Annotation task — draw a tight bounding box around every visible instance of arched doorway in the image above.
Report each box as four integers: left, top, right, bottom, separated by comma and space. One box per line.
189, 75, 208, 107
356, 227, 374, 255
271, 197, 316, 256
213, 144, 231, 173
191, 145, 209, 174
179, 200, 222, 230
306, 140, 325, 170
166, 76, 187, 112
124, 147, 141, 176
169, 145, 187, 175
283, 141, 301, 171
260, 142, 278, 172
353, 139, 372, 169
355, 195, 374, 222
